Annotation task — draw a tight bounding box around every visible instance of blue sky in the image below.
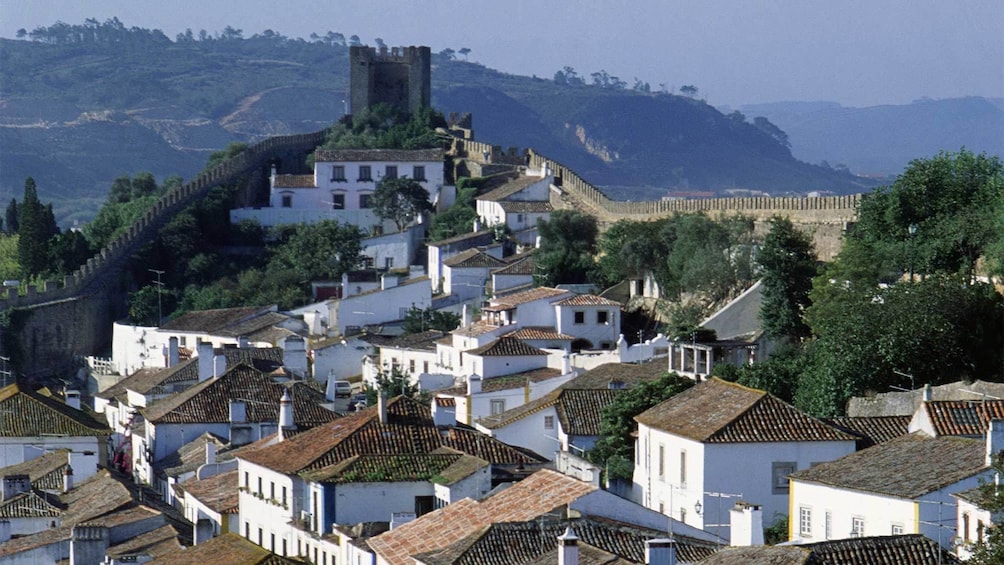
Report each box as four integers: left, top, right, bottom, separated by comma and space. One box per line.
2, 0, 1001, 107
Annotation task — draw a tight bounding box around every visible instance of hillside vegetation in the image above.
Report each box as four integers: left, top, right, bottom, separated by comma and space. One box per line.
3, 20, 872, 226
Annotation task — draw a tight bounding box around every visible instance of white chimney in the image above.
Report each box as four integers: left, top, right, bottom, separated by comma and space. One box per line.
168, 337, 179, 367
283, 336, 308, 379
645, 538, 677, 565
65, 390, 81, 411
922, 383, 933, 402
213, 354, 227, 378
63, 465, 74, 493
377, 390, 389, 424
205, 441, 217, 465
197, 342, 214, 382
461, 304, 471, 327
467, 374, 482, 395
473, 219, 480, 232
279, 389, 295, 439
0, 519, 10, 543
562, 354, 571, 374
558, 526, 579, 565
729, 502, 764, 546
987, 419, 1004, 466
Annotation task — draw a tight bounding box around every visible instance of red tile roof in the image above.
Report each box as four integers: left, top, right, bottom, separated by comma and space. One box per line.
555, 294, 622, 307
635, 378, 855, 443
467, 336, 548, 357
0, 383, 110, 437
149, 532, 301, 564
443, 248, 507, 269
486, 287, 571, 309
478, 175, 547, 202
179, 470, 239, 514
507, 327, 573, 341
918, 399, 1004, 436
272, 174, 316, 188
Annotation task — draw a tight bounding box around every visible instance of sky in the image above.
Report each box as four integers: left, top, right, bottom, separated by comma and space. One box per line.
1, 0, 1002, 108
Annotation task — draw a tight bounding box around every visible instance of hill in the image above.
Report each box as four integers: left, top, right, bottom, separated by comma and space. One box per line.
0, 25, 878, 225
738, 97, 1004, 177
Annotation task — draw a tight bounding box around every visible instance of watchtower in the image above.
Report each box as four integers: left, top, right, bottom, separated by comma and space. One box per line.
349, 45, 431, 116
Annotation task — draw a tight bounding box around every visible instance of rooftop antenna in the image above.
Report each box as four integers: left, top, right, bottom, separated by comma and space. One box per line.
148, 269, 165, 324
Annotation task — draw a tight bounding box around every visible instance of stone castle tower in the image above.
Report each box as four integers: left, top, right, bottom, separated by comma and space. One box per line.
349, 45, 431, 116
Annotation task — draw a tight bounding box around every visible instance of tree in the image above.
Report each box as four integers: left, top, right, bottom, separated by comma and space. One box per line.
402, 306, 461, 334
348, 35, 361, 47
427, 181, 480, 242
587, 372, 694, 480
757, 216, 816, 340
365, 366, 423, 405
47, 230, 92, 277
752, 117, 791, 149
535, 210, 598, 286
965, 452, 1004, 563
458, 47, 471, 60
17, 178, 53, 278
679, 85, 698, 97
4, 199, 16, 234
268, 220, 364, 282
439, 48, 455, 60
371, 177, 434, 232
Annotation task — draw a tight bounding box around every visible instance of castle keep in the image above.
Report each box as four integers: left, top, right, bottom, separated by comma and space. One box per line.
349, 45, 431, 115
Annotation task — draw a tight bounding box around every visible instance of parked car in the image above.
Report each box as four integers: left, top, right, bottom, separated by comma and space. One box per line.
333, 380, 352, 398
351, 393, 368, 410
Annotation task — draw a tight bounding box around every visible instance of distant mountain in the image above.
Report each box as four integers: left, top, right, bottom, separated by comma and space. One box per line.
738, 97, 1004, 177
0, 26, 899, 225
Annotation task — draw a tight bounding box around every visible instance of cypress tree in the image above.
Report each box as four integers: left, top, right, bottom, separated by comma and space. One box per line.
4, 198, 18, 234
17, 177, 52, 278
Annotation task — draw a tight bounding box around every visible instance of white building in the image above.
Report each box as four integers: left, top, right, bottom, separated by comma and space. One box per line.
633, 377, 857, 541
789, 428, 997, 550
953, 485, 1000, 561
231, 148, 447, 230
475, 167, 553, 233
362, 330, 452, 391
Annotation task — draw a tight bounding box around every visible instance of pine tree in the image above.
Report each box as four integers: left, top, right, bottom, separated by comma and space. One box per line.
17, 177, 54, 278
4, 199, 18, 234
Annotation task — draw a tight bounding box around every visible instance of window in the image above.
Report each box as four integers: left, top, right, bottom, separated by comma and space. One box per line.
978, 520, 985, 542
573, 311, 585, 324
358, 165, 372, 181
258, 528, 263, 546
244, 471, 249, 488
359, 193, 372, 208
385, 165, 398, 179
413, 165, 426, 181
257, 477, 262, 496
270, 533, 275, 552
415, 495, 434, 516
385, 257, 394, 269
964, 513, 971, 542
280, 193, 293, 208
423, 361, 429, 373
851, 517, 864, 537
330, 193, 345, 209
679, 508, 686, 523
597, 310, 609, 324
772, 462, 797, 494
891, 524, 903, 535
270, 482, 275, 500
544, 415, 555, 430
282, 539, 287, 556
679, 450, 687, 486
245, 522, 250, 538
409, 359, 415, 373
658, 444, 665, 480
490, 399, 505, 415
799, 507, 812, 537
282, 486, 287, 506
824, 511, 832, 540
331, 165, 346, 181
179, 336, 187, 347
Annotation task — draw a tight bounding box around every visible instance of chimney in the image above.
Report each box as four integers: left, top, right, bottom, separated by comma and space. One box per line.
729, 502, 764, 546
467, 374, 482, 395
1, 475, 30, 500
341, 272, 350, 297
0, 519, 10, 543
645, 538, 677, 565
378, 390, 388, 425
283, 336, 308, 379
168, 336, 179, 367
461, 304, 471, 327
213, 354, 227, 378
197, 342, 214, 382
922, 383, 932, 402
63, 465, 74, 493
381, 274, 399, 290
558, 526, 579, 565
205, 441, 217, 465
70, 525, 110, 565
238, 336, 250, 349
562, 353, 571, 374
473, 219, 480, 232
229, 400, 247, 424
987, 419, 1004, 466
279, 389, 295, 440
65, 390, 81, 411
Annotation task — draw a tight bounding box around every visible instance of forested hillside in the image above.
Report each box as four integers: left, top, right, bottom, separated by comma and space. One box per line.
1, 19, 871, 226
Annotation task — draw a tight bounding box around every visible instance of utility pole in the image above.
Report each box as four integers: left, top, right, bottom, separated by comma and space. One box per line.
148, 269, 165, 325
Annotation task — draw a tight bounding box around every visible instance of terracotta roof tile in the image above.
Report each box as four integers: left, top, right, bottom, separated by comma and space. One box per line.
636, 378, 855, 444
369, 470, 596, 565
478, 175, 547, 202
428, 229, 496, 248
363, 330, 447, 352
796, 534, 960, 565
300, 452, 487, 485
272, 174, 316, 188
237, 397, 545, 475
149, 532, 301, 564
0, 489, 62, 518
105, 524, 182, 560
416, 518, 718, 565
438, 368, 564, 397
492, 254, 536, 276
554, 294, 623, 307
497, 201, 553, 213
486, 287, 571, 309
443, 248, 507, 269
507, 327, 574, 341
822, 415, 911, 448
0, 449, 71, 491
0, 384, 110, 437
141, 363, 335, 428
159, 306, 269, 333
467, 336, 547, 357
314, 148, 444, 163
919, 399, 1004, 436
452, 320, 506, 337
179, 470, 239, 514
791, 432, 987, 498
